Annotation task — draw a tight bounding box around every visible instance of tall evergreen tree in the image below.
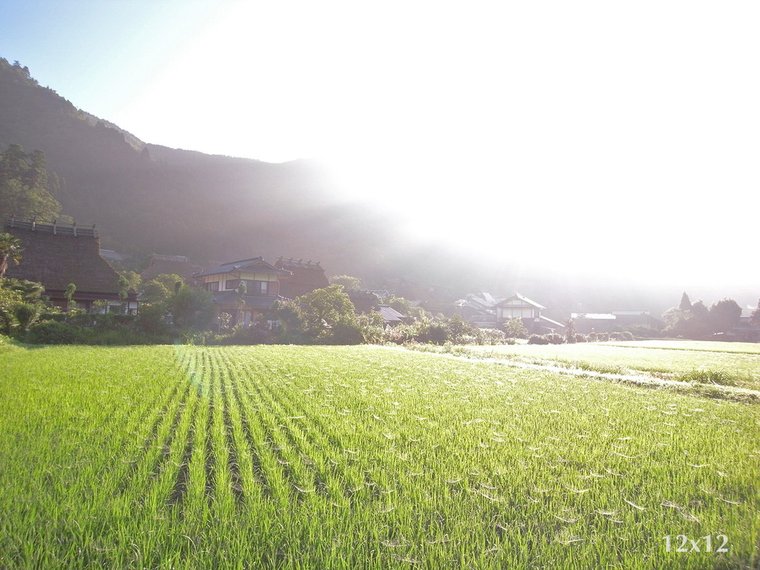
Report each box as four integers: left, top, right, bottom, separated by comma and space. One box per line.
750, 299, 760, 326
679, 292, 692, 311
0, 144, 62, 220
709, 299, 742, 333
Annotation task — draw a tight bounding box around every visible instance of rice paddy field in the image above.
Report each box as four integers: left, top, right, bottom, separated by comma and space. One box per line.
1, 341, 759, 568
452, 340, 760, 391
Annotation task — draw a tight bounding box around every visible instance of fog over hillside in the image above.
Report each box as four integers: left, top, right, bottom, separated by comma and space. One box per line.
0, 58, 756, 316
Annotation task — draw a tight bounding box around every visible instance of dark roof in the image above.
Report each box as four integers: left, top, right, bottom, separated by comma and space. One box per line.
495, 293, 546, 310
4, 221, 125, 295
377, 305, 406, 323
274, 257, 322, 270
195, 257, 290, 278
275, 256, 329, 298
142, 254, 204, 281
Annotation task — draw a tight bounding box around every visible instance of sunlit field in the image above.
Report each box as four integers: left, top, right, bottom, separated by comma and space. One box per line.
452, 340, 760, 391
1, 344, 759, 568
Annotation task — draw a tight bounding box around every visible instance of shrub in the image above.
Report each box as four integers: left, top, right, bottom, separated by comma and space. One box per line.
25, 321, 82, 344
477, 328, 508, 345
384, 322, 420, 345
528, 334, 548, 345
502, 318, 528, 339
545, 333, 564, 345
419, 322, 450, 345
330, 319, 365, 345
610, 331, 634, 341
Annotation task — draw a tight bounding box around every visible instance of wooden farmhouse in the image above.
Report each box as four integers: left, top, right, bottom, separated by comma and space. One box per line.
3, 219, 138, 312
495, 292, 564, 334
194, 257, 292, 326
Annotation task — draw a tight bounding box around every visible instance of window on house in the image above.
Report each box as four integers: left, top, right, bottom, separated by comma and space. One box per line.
259, 281, 269, 295
207, 281, 219, 292
225, 279, 240, 290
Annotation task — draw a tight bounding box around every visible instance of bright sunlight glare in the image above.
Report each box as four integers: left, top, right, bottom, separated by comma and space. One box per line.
112, 1, 760, 287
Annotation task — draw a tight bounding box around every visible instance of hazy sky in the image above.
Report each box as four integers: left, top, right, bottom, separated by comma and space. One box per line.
1, 1, 759, 288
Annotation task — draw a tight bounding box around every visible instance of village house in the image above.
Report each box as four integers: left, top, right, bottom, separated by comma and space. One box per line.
570, 313, 617, 333
3, 219, 138, 313
571, 311, 663, 334
347, 290, 409, 327
274, 257, 329, 298
733, 308, 760, 342
141, 253, 204, 282
453, 292, 499, 328
194, 257, 291, 327
376, 305, 407, 326
495, 293, 565, 334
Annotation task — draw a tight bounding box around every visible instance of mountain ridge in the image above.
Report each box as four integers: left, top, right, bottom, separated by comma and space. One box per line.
0, 57, 392, 280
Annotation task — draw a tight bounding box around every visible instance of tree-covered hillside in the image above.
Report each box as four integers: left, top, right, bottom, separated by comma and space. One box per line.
0, 58, 389, 275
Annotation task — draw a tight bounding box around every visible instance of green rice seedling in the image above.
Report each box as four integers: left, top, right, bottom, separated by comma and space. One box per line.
0, 344, 758, 568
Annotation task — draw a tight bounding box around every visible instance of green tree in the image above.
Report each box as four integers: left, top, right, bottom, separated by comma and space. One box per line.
709, 299, 742, 333
447, 314, 475, 343
64, 282, 77, 312
169, 285, 214, 331
236, 281, 248, 325
679, 292, 692, 311
0, 145, 61, 220
297, 284, 358, 341
0, 278, 49, 334
0, 232, 23, 278
356, 311, 385, 344
13, 302, 40, 331
271, 298, 307, 342
502, 317, 528, 339
0, 286, 24, 333
139, 273, 182, 305
329, 274, 362, 291
119, 270, 141, 294
684, 300, 711, 337
751, 299, 760, 326
385, 295, 425, 320
565, 318, 576, 343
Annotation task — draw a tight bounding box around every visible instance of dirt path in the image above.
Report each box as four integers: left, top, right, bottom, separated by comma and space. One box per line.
386, 346, 760, 403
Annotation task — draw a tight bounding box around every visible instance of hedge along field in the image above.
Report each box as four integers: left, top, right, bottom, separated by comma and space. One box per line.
0, 345, 758, 568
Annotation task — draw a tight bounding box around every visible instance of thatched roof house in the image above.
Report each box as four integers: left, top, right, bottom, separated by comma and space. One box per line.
274, 257, 329, 298
3, 219, 137, 311
141, 253, 204, 282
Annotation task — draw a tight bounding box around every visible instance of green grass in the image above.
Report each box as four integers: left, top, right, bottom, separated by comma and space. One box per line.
1, 344, 759, 568
453, 341, 760, 390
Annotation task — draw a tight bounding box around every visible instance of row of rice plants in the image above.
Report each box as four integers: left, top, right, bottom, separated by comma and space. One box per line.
2, 344, 759, 567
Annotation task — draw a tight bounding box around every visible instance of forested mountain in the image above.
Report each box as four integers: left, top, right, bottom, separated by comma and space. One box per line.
0, 58, 390, 277
4, 57, 743, 315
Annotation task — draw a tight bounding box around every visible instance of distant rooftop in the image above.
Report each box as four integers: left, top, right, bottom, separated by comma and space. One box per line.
275, 256, 322, 269
151, 253, 189, 263
495, 292, 546, 310
571, 313, 616, 320
612, 311, 650, 316
377, 305, 406, 323
195, 257, 290, 278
